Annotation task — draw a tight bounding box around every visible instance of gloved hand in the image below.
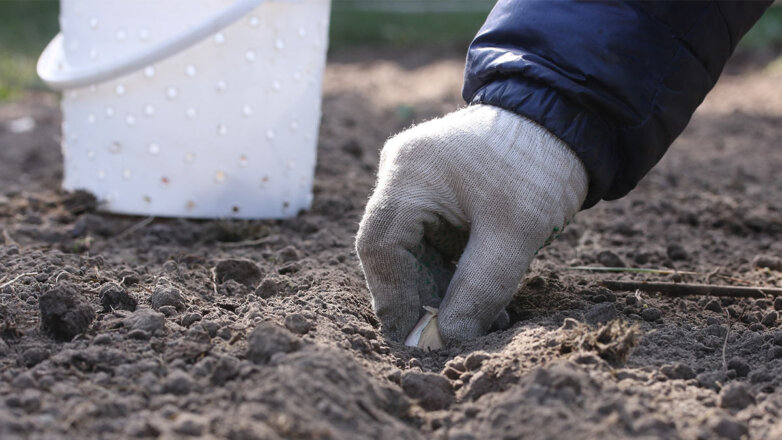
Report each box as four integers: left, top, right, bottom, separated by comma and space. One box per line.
355, 104, 588, 345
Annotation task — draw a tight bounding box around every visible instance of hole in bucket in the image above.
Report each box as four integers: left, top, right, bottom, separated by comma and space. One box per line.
239, 155, 248, 167
265, 129, 275, 140
148, 143, 160, 155
293, 72, 302, 81
105, 106, 115, 118
109, 141, 122, 154
87, 150, 95, 160
214, 33, 225, 44
115, 84, 126, 96
89, 49, 98, 60
249, 16, 259, 27
214, 170, 226, 183
97, 170, 106, 180
125, 115, 136, 126
122, 168, 132, 180
287, 160, 296, 170
87, 114, 96, 124
186, 200, 196, 210
242, 105, 253, 117
161, 176, 170, 185
166, 86, 178, 100
272, 80, 281, 92
144, 104, 155, 116
275, 39, 285, 51
217, 124, 228, 136
298, 27, 307, 38
245, 51, 256, 62
116, 29, 127, 41
143, 195, 151, 203
185, 65, 197, 77
186, 107, 198, 119
89, 17, 98, 29
260, 175, 270, 188
144, 66, 155, 78
184, 152, 196, 163
290, 119, 299, 131
216, 80, 228, 92
232, 205, 240, 213
138, 28, 150, 41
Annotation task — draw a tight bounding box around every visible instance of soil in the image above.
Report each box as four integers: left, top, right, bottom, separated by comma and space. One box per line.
1, 47, 782, 439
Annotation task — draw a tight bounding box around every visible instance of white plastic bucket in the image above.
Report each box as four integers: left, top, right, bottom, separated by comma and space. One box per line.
38, 0, 331, 219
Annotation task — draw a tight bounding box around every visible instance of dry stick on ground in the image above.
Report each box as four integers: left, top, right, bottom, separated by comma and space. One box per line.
722, 308, 732, 373
220, 235, 283, 248
0, 272, 38, 290
2, 229, 18, 247
601, 280, 782, 299
567, 266, 752, 285
115, 216, 155, 239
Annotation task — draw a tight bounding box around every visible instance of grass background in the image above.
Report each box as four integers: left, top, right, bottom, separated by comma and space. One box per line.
0, 0, 780, 101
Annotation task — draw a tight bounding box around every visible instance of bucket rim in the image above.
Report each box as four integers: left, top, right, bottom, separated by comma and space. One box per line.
37, 0, 268, 90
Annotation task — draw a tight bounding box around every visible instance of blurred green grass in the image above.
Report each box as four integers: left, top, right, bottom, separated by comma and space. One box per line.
0, 1, 781, 102
0, 0, 59, 100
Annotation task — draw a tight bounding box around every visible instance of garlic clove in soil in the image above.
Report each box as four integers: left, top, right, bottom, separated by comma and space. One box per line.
404, 306, 444, 350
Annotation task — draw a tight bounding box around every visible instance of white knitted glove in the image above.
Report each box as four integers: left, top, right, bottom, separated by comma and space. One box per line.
356, 104, 588, 345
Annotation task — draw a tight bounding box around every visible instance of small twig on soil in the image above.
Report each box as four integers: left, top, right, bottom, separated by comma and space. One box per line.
54, 271, 69, 283
706, 266, 722, 284
568, 266, 752, 285
601, 280, 782, 298
722, 308, 731, 373
2, 229, 18, 246
116, 216, 155, 239
210, 267, 219, 296
220, 235, 282, 248
0, 272, 38, 289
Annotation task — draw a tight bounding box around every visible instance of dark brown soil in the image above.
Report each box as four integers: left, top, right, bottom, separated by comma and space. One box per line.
1, 49, 781, 439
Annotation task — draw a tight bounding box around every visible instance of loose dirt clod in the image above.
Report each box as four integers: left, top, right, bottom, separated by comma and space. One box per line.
254, 275, 293, 298
21, 347, 50, 368
38, 284, 95, 341
719, 383, 755, 410
660, 363, 696, 380
149, 286, 186, 311
246, 322, 300, 364
214, 258, 263, 287
585, 303, 618, 325
727, 358, 751, 377
162, 370, 196, 395
276, 246, 300, 263
284, 313, 312, 335
752, 254, 782, 271
560, 320, 640, 366
711, 417, 748, 440
596, 250, 625, 267
401, 372, 454, 410
123, 308, 166, 334
99, 282, 137, 312
641, 307, 662, 322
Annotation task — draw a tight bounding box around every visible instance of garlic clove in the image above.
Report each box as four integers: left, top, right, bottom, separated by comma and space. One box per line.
404, 306, 444, 350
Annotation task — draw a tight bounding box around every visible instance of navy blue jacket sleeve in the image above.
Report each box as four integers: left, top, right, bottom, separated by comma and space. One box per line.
463, 0, 771, 208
